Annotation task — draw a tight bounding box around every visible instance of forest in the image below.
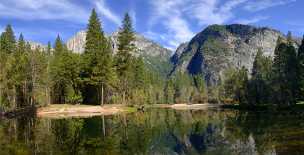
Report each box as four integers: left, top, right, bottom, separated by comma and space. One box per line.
1, 9, 304, 111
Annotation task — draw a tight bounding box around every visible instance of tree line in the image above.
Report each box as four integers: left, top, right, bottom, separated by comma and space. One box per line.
0, 10, 152, 109
0, 9, 211, 110
2, 9, 302, 109
221, 32, 304, 107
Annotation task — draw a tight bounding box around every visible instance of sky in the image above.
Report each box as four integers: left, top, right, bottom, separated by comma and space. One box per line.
0, 0, 303, 51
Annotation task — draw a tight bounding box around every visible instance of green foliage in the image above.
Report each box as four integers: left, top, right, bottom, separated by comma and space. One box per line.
115, 13, 136, 104
247, 49, 272, 105
222, 67, 249, 105
221, 32, 301, 107
3, 9, 304, 109
297, 35, 304, 100
271, 34, 298, 106
81, 9, 116, 105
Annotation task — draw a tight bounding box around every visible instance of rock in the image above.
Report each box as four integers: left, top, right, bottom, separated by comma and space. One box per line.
170, 24, 299, 85
28, 41, 47, 51
66, 30, 86, 54
66, 30, 173, 76
170, 42, 189, 65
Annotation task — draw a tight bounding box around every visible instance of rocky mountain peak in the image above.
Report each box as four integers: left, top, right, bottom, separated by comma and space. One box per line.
171, 24, 290, 85
66, 30, 173, 76
66, 30, 87, 53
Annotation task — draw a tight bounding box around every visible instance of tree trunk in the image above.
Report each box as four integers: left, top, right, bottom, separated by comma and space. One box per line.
101, 83, 104, 106
102, 115, 106, 137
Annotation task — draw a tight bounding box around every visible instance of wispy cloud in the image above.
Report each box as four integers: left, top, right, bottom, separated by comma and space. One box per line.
188, 0, 248, 25
95, 0, 121, 26
243, 0, 297, 12
148, 0, 194, 49
147, 0, 298, 50
147, 0, 249, 49
236, 16, 270, 24
0, 0, 90, 23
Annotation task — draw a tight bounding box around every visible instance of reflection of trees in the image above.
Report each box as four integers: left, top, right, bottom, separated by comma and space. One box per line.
0, 117, 36, 154
1, 109, 304, 154
225, 111, 304, 155
51, 119, 84, 154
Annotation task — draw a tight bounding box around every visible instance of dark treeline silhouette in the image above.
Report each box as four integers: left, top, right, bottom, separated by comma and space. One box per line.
221, 32, 304, 107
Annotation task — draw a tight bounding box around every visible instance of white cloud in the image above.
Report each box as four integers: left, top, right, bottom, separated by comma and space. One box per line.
148, 0, 250, 49
188, 0, 249, 25
244, 0, 297, 12
0, 0, 90, 23
95, 0, 121, 26
236, 16, 270, 24
148, 0, 194, 50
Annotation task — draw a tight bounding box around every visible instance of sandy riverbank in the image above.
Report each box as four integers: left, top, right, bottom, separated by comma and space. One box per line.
37, 104, 135, 118
37, 103, 222, 118
152, 103, 222, 110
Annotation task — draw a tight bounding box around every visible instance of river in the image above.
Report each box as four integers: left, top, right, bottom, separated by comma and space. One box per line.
0, 107, 303, 155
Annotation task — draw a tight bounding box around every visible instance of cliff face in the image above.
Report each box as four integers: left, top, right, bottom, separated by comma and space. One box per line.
170, 24, 295, 85
66, 31, 86, 54
28, 41, 47, 51
66, 30, 172, 76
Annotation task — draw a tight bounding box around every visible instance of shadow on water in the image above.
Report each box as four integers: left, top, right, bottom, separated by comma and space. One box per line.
0, 107, 304, 155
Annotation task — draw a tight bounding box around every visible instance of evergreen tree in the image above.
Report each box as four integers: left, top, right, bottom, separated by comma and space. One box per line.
0, 25, 16, 54
50, 36, 67, 104
54, 35, 64, 55
12, 34, 29, 107
115, 13, 136, 104
223, 67, 249, 105
164, 79, 175, 104
47, 41, 52, 56
133, 57, 147, 89
272, 34, 297, 106
297, 35, 304, 101
248, 49, 272, 105
286, 33, 298, 104
81, 9, 116, 105
0, 25, 17, 108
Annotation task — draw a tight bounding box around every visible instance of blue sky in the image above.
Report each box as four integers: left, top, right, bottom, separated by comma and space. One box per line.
0, 0, 303, 50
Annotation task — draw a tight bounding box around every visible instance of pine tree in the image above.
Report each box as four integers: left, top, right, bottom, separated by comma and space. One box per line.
50, 36, 66, 104
115, 13, 136, 103
285, 32, 298, 104
297, 35, 304, 101
248, 49, 272, 105
133, 57, 146, 89
0, 25, 16, 108
81, 9, 116, 105
54, 35, 64, 56
0, 25, 16, 54
12, 34, 29, 107
47, 41, 52, 56
272, 33, 297, 106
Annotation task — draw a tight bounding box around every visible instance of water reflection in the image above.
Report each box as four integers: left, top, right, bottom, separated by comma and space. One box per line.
0, 108, 304, 155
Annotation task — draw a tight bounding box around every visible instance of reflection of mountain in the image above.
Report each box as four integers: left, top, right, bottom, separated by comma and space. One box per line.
1, 109, 304, 154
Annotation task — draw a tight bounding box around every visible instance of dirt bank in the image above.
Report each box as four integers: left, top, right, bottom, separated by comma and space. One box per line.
37, 104, 135, 118
153, 104, 222, 110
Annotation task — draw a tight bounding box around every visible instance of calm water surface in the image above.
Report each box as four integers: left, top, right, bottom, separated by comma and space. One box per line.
0, 108, 304, 155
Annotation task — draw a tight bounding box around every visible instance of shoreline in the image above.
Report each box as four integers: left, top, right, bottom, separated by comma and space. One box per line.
152, 103, 222, 110
37, 104, 135, 118
37, 103, 222, 118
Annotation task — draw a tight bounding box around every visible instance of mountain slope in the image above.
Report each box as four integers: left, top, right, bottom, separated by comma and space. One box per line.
67, 30, 172, 76
171, 24, 299, 85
